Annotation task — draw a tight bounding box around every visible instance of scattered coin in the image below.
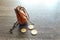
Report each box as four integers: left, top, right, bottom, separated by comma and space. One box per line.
28, 25, 34, 30
20, 28, 27, 33
31, 29, 38, 36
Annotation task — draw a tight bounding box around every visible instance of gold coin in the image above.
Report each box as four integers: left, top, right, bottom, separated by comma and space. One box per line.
21, 28, 27, 33
31, 30, 38, 35
28, 25, 34, 30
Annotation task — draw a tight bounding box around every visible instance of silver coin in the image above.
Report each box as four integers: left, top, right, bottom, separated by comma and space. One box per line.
31, 29, 38, 35
28, 25, 34, 30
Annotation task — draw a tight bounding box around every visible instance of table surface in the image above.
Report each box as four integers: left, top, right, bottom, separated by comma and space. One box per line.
0, 0, 60, 40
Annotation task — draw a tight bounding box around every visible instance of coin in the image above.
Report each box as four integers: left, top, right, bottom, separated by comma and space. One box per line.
28, 25, 34, 30
31, 30, 38, 35
20, 28, 27, 33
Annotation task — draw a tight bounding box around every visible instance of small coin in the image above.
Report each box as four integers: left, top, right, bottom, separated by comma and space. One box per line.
31, 30, 38, 35
21, 28, 27, 33
28, 25, 34, 30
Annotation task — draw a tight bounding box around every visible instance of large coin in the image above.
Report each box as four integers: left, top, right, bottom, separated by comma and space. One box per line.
20, 28, 27, 33
31, 30, 38, 36
28, 25, 34, 30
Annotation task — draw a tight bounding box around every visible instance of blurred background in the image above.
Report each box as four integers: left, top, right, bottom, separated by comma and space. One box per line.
0, 0, 60, 40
